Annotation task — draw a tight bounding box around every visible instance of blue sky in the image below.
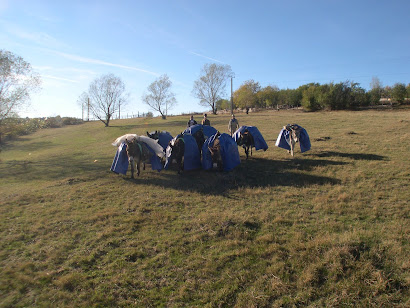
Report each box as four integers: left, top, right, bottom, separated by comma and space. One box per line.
1, 0, 409, 118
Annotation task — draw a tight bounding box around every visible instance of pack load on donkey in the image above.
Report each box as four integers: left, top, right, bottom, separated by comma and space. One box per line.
275, 124, 311, 156
232, 126, 268, 159
202, 132, 241, 172
183, 124, 218, 140
164, 133, 202, 172
110, 134, 164, 175
146, 130, 173, 151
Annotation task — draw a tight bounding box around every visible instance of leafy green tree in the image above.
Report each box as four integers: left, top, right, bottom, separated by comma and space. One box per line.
382, 86, 392, 99
349, 82, 369, 108
301, 85, 322, 111
287, 88, 303, 107
391, 83, 407, 104
215, 98, 230, 110
257, 85, 280, 108
233, 80, 261, 113
192, 63, 232, 115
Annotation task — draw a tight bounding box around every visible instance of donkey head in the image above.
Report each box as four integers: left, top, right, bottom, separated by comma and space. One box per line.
146, 130, 159, 140
285, 124, 302, 143
238, 130, 253, 147
192, 128, 205, 153
125, 138, 139, 162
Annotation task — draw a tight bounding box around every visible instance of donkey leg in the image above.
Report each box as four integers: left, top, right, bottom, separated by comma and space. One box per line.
130, 160, 135, 178
137, 160, 141, 176
177, 158, 183, 174
290, 138, 295, 157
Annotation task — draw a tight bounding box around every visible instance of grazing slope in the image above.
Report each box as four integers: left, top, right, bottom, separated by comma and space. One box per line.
0, 110, 409, 307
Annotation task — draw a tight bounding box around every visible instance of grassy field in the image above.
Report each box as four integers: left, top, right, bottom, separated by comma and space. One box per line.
0, 109, 409, 307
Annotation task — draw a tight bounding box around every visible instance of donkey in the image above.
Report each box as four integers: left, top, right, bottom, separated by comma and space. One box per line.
125, 138, 152, 178
207, 133, 223, 171
167, 136, 185, 174
284, 124, 302, 157
236, 129, 254, 160
190, 128, 205, 156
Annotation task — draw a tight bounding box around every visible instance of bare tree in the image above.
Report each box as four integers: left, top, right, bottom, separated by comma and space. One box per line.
142, 74, 176, 119
88, 73, 127, 126
192, 63, 232, 115
0, 50, 41, 121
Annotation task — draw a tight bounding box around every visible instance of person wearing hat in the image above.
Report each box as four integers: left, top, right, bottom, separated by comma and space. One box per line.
201, 114, 210, 126
228, 114, 239, 136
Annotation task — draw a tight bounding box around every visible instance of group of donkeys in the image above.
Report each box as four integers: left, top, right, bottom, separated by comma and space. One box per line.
111, 123, 310, 178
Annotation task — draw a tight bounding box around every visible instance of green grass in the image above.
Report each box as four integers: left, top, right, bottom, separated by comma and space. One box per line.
0, 109, 409, 307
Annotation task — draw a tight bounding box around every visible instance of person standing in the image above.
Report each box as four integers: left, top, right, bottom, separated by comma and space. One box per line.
187, 115, 197, 127
201, 114, 210, 126
228, 114, 239, 136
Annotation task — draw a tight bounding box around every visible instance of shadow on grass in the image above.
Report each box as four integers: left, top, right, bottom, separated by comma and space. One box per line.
1, 154, 345, 195
127, 157, 345, 195
307, 151, 387, 161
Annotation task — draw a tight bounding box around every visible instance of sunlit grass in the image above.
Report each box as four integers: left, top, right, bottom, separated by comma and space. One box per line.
0, 109, 409, 307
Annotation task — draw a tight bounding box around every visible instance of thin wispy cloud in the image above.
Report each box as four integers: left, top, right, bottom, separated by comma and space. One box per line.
52, 50, 159, 76
42, 74, 78, 83
33, 65, 97, 76
189, 51, 225, 64
1, 19, 67, 49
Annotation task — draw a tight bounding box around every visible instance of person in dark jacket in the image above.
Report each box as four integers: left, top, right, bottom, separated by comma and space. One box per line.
201, 114, 210, 126
187, 115, 197, 127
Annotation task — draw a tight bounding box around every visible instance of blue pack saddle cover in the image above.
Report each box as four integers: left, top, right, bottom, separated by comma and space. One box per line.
164, 134, 201, 171
232, 126, 269, 151
157, 131, 173, 150
202, 133, 241, 171
111, 142, 163, 175
275, 124, 311, 153
183, 124, 218, 140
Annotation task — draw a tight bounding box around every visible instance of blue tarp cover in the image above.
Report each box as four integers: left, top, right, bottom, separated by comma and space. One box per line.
111, 142, 163, 175
164, 134, 201, 171
183, 124, 217, 139
111, 142, 129, 175
202, 133, 240, 171
232, 126, 269, 151
158, 132, 173, 150
275, 124, 311, 153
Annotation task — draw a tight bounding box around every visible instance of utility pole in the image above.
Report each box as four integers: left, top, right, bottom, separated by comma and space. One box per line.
119, 100, 121, 119
87, 98, 90, 121
230, 73, 235, 115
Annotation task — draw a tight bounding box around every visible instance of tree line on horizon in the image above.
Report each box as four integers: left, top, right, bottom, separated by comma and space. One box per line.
217, 78, 410, 113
